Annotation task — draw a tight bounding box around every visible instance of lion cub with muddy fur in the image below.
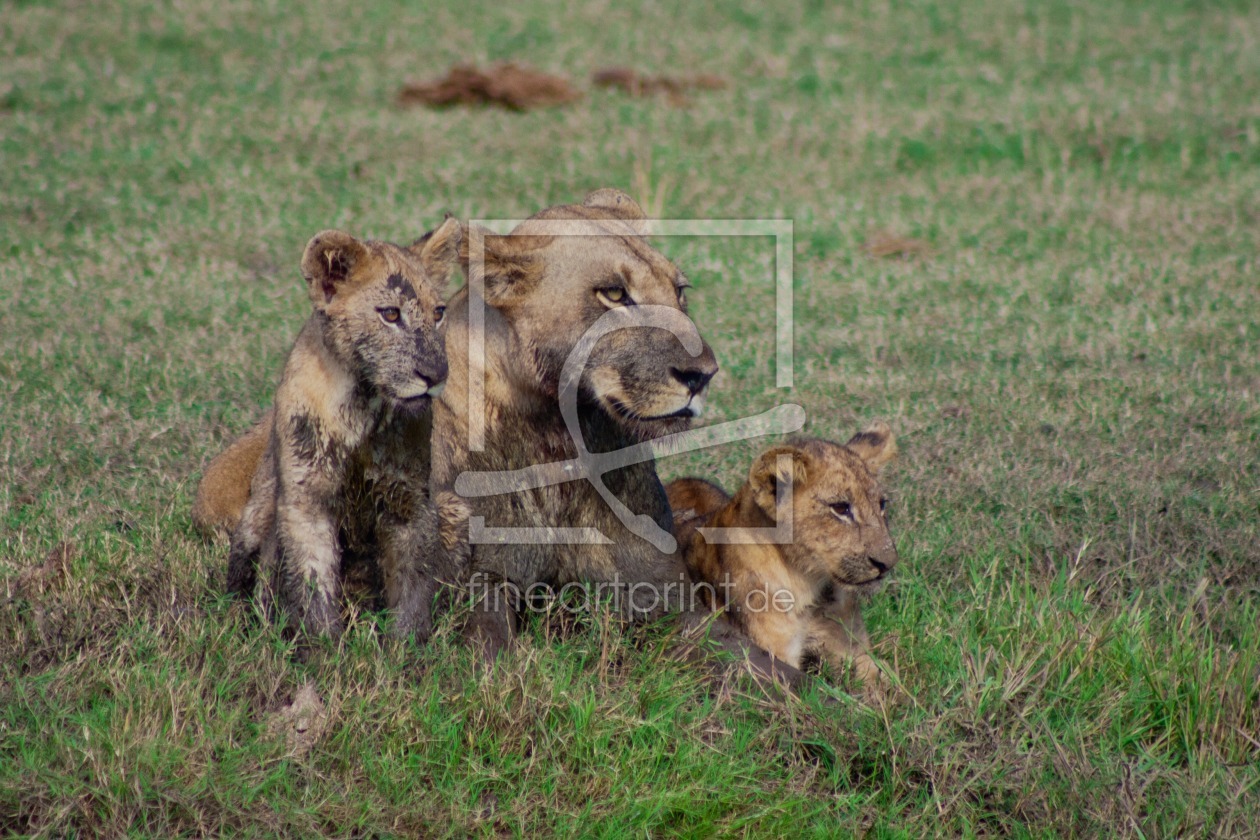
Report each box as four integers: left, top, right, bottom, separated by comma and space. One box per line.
667, 423, 899, 697
225, 220, 460, 643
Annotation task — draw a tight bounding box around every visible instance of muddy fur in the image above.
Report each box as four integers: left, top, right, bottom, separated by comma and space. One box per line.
225, 221, 461, 643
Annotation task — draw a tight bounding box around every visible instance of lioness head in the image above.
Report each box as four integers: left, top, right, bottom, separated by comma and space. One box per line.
461, 189, 717, 438
750, 422, 899, 592
301, 219, 460, 410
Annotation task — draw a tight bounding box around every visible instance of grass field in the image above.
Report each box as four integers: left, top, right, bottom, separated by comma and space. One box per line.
3, 0, 1259, 835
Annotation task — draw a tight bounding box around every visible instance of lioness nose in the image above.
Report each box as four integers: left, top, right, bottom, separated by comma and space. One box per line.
672, 366, 715, 395
671, 345, 718, 395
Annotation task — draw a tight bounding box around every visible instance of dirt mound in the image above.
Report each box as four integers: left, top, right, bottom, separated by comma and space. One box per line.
592, 67, 728, 105
398, 64, 728, 111
398, 63, 582, 111
861, 230, 931, 259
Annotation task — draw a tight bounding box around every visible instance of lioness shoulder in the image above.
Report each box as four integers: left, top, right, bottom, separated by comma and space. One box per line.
667, 423, 900, 697
226, 220, 460, 642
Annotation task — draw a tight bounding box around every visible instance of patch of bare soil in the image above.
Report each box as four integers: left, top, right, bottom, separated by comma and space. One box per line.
861, 230, 931, 259
10, 541, 75, 598
591, 67, 728, 106
397, 63, 582, 111
397, 64, 728, 111
263, 682, 328, 756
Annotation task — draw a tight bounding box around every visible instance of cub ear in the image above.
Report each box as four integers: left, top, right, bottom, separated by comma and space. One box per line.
409, 215, 462, 293
583, 188, 649, 234
845, 421, 897, 473
301, 230, 370, 308
458, 223, 549, 307
749, 444, 811, 519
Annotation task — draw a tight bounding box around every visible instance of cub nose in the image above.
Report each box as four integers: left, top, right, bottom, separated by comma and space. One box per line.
414, 357, 449, 387
868, 550, 899, 577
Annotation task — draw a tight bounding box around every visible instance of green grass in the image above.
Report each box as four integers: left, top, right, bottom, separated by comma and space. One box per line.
2, 0, 1258, 835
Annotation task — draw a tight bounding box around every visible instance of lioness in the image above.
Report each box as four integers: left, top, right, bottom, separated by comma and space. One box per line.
432, 189, 783, 668
667, 423, 899, 697
225, 220, 461, 642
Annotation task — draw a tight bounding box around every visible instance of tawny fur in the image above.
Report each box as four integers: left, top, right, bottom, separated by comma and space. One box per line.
667, 423, 900, 698
225, 220, 461, 643
191, 409, 273, 539
432, 189, 799, 686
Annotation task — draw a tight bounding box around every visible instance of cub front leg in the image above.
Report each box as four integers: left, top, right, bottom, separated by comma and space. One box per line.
738, 593, 811, 669
377, 504, 447, 644
275, 494, 344, 640
664, 566, 812, 692
696, 612, 810, 692
807, 614, 889, 700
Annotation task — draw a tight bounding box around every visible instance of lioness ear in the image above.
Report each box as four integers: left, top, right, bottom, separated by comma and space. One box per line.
583, 188, 649, 234
749, 445, 811, 519
301, 230, 370, 308
409, 215, 462, 293
846, 421, 897, 473
458, 223, 548, 306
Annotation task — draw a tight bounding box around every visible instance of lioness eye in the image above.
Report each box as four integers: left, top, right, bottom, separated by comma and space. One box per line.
879, 498, 889, 514
677, 288, 687, 307
434, 305, 447, 324
597, 286, 631, 307
378, 307, 401, 324
830, 501, 853, 519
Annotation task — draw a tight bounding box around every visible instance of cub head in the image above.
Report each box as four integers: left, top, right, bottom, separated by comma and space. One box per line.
461, 188, 717, 438
749, 422, 899, 593
301, 219, 460, 411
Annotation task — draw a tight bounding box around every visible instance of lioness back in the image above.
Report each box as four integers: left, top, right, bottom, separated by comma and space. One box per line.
667, 423, 900, 697
191, 409, 273, 539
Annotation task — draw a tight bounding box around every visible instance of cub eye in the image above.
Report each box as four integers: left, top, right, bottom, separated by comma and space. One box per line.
677, 287, 688, 307
829, 500, 853, 519
434, 305, 447, 324
378, 307, 401, 324
596, 286, 632, 307
879, 497, 889, 514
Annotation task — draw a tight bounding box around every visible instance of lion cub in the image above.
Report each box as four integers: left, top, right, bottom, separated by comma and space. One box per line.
225, 221, 460, 643
667, 423, 899, 696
